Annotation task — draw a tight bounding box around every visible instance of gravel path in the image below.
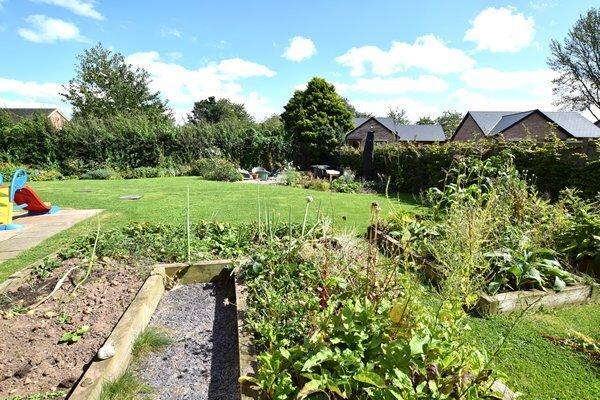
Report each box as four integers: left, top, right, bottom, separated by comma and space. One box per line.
135, 281, 240, 400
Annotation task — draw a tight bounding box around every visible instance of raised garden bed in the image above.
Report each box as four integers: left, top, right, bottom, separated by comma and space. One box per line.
63, 260, 255, 400
0, 256, 147, 398
369, 227, 599, 315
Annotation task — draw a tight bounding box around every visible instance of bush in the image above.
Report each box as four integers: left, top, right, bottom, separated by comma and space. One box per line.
29, 168, 64, 181
190, 157, 242, 182
81, 168, 122, 180
339, 138, 600, 198
307, 179, 330, 191
330, 169, 364, 193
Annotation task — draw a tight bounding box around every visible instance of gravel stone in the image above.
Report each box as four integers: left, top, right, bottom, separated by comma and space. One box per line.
135, 281, 240, 400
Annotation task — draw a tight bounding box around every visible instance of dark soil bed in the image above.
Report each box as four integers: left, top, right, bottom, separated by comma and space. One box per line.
133, 280, 240, 400
0, 258, 147, 398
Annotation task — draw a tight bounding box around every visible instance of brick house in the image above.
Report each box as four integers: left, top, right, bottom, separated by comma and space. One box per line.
345, 117, 445, 148
451, 110, 600, 141
1, 108, 69, 130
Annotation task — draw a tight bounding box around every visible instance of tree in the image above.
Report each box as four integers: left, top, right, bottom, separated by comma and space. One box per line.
387, 107, 410, 125
548, 8, 600, 119
187, 96, 252, 124
435, 110, 463, 138
343, 98, 372, 118
416, 116, 435, 125
62, 44, 170, 121
281, 77, 354, 166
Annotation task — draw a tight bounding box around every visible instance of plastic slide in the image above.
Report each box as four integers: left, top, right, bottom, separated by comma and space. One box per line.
14, 185, 58, 214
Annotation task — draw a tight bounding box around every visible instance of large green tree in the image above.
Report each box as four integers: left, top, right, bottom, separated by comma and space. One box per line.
548, 8, 600, 119
282, 77, 353, 166
62, 43, 170, 121
435, 110, 463, 138
187, 96, 252, 124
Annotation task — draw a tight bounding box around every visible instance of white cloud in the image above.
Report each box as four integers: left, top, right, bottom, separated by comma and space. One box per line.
31, 0, 104, 20
282, 36, 316, 62
464, 7, 535, 53
449, 88, 555, 112
337, 75, 449, 95
18, 14, 85, 43
336, 35, 475, 77
460, 67, 556, 97
0, 77, 66, 111
160, 27, 182, 38
349, 98, 439, 122
126, 51, 277, 122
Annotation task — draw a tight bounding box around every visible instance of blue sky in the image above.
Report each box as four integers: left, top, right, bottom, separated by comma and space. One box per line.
0, 0, 598, 122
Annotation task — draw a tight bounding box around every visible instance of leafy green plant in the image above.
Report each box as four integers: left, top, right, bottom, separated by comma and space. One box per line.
56, 311, 71, 325
558, 189, 600, 269
5, 390, 67, 400
32, 256, 61, 280
59, 325, 89, 344
190, 157, 242, 181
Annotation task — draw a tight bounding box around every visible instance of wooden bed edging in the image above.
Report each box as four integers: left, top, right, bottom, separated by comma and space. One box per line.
67, 260, 241, 400
235, 277, 260, 400
475, 283, 599, 315
370, 227, 600, 315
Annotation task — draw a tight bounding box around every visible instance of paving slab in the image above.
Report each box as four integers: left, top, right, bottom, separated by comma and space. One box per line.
0, 209, 102, 263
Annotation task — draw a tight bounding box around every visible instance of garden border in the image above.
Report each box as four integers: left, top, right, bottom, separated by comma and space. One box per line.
66, 259, 260, 400
368, 227, 600, 315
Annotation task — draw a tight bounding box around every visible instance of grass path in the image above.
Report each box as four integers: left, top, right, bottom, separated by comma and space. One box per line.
468, 304, 600, 399
0, 177, 418, 281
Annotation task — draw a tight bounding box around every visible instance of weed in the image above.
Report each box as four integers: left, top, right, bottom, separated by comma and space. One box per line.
132, 326, 172, 358
32, 257, 61, 280
99, 370, 152, 400
59, 325, 89, 344
56, 311, 71, 325
5, 390, 67, 400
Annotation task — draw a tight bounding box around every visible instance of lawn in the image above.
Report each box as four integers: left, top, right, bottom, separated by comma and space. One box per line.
468, 304, 600, 399
0, 177, 418, 281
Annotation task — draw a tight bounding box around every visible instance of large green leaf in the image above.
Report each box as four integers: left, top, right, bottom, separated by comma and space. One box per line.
353, 371, 387, 388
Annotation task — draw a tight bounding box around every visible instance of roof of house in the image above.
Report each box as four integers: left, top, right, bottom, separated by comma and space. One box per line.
1, 108, 69, 125
351, 117, 446, 142
460, 110, 600, 139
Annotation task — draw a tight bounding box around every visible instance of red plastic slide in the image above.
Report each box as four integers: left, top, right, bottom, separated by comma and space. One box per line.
14, 185, 52, 213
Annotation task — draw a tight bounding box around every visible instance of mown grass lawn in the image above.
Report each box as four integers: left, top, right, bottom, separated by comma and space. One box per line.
468, 303, 600, 399
0, 177, 418, 281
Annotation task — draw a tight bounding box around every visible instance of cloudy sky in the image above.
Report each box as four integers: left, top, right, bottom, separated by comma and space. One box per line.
0, 0, 597, 122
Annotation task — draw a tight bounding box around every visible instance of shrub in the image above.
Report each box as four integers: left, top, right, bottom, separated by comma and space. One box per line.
81, 168, 122, 180
190, 157, 242, 182
330, 169, 364, 193
30, 168, 64, 181
307, 178, 330, 191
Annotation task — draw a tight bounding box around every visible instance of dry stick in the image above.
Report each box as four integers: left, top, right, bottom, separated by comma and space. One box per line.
73, 215, 101, 293
30, 266, 80, 309
186, 185, 191, 264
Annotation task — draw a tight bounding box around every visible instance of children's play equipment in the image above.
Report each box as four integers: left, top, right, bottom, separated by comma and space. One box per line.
0, 169, 59, 230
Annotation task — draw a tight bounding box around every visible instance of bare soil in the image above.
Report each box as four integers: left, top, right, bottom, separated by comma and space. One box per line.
0, 257, 147, 398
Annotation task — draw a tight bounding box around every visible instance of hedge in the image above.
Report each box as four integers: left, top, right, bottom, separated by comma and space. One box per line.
337, 139, 600, 198
0, 113, 289, 176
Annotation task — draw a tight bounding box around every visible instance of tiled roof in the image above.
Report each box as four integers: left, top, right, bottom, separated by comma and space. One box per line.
351, 117, 445, 142
467, 110, 600, 139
